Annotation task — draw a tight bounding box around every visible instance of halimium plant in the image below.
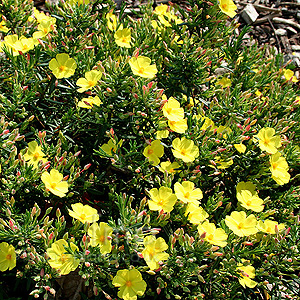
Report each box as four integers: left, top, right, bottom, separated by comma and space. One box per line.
0, 0, 299, 299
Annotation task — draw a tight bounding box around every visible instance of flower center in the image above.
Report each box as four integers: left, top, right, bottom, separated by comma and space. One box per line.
99, 235, 105, 243
184, 192, 190, 199
272, 162, 278, 170
88, 80, 95, 87
180, 149, 187, 156
263, 138, 270, 146
138, 67, 145, 74
50, 182, 57, 190
80, 214, 87, 221
207, 234, 214, 241
222, 4, 228, 10
166, 107, 172, 115
266, 226, 272, 233
147, 149, 154, 155
60, 254, 68, 263
125, 280, 132, 287
237, 222, 244, 230
33, 152, 40, 160
59, 65, 66, 72
148, 249, 155, 258
246, 200, 252, 206
158, 199, 164, 206
6, 254, 12, 260
122, 37, 127, 43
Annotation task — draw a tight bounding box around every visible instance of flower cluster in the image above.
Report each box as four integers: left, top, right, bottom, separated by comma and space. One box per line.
0, 0, 299, 299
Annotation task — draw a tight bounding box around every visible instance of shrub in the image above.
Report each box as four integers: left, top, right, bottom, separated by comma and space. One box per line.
0, 0, 299, 299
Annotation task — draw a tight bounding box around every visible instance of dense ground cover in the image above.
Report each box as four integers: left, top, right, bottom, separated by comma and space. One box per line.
0, 0, 299, 299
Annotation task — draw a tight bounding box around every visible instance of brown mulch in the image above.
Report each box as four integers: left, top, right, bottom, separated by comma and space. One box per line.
235, 0, 300, 69
40, 0, 300, 62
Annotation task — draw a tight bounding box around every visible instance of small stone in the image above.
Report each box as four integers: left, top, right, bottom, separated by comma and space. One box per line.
215, 68, 228, 76
241, 4, 259, 24
275, 28, 287, 36
286, 26, 298, 34
291, 45, 300, 51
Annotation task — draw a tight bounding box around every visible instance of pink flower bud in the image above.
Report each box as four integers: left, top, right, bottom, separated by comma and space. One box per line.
48, 232, 54, 240
74, 151, 81, 157
49, 288, 55, 295
84, 163, 91, 170
63, 175, 69, 181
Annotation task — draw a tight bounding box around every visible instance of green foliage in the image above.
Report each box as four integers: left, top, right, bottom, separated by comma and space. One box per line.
0, 0, 299, 299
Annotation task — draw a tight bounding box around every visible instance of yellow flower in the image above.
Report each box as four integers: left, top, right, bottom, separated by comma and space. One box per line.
270, 152, 290, 185
112, 269, 147, 300
88, 222, 113, 254
41, 169, 69, 198
143, 140, 164, 166
218, 0, 237, 18
236, 181, 257, 196
183, 94, 199, 108
236, 261, 257, 288
197, 116, 215, 131
168, 118, 188, 133
68, 203, 99, 224
148, 186, 177, 213
76, 70, 102, 93
13, 37, 35, 54
225, 211, 258, 237
23, 140, 47, 169
236, 181, 264, 212
157, 15, 171, 27
114, 28, 131, 48
154, 4, 169, 15
100, 138, 122, 156
151, 20, 162, 32
198, 221, 228, 247
129, 56, 158, 79
174, 181, 203, 204
257, 220, 285, 234
255, 127, 281, 154
46, 239, 79, 275
283, 69, 298, 83
106, 11, 118, 31
0, 242, 16, 272
165, 11, 183, 24
216, 125, 232, 139
237, 190, 264, 212
214, 156, 233, 169
33, 8, 56, 24
162, 96, 184, 121
216, 77, 231, 87
78, 96, 102, 108
0, 20, 9, 33
234, 143, 246, 153
155, 129, 169, 139
49, 53, 77, 79
172, 137, 199, 163
185, 202, 209, 224
33, 19, 56, 39
3, 34, 19, 56
67, 0, 90, 5
159, 161, 180, 174
142, 235, 169, 270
